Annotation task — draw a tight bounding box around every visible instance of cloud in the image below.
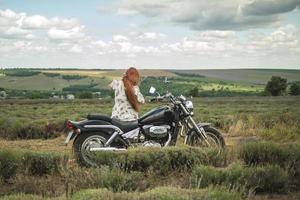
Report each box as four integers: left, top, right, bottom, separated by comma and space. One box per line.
113, 34, 129, 42
242, 0, 300, 16
47, 26, 85, 40
111, 0, 299, 30
137, 32, 166, 41
0, 9, 82, 41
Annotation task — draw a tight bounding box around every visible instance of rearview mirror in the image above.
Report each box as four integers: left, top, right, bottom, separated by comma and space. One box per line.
149, 86, 156, 94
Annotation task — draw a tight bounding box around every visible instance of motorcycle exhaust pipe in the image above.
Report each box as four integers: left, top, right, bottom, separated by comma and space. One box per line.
90, 147, 127, 151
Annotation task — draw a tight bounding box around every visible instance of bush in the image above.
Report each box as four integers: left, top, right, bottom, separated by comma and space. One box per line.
22, 151, 68, 176
92, 147, 221, 175
247, 165, 288, 193
238, 142, 287, 166
42, 72, 61, 77
62, 75, 87, 80
72, 187, 242, 200
285, 144, 300, 189
289, 82, 300, 96
192, 163, 289, 194
238, 142, 300, 190
0, 150, 20, 182
192, 165, 223, 188
91, 167, 145, 192
4, 70, 41, 77
0, 119, 64, 140
77, 91, 93, 99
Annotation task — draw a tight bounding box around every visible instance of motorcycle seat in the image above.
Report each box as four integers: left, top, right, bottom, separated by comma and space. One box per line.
87, 113, 112, 123
111, 118, 139, 133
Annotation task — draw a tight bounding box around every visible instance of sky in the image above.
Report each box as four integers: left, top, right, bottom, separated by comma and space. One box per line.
0, 0, 300, 69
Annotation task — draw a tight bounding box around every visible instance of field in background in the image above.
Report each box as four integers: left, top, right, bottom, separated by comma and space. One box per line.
171, 69, 300, 84
1, 69, 300, 200
1, 69, 299, 97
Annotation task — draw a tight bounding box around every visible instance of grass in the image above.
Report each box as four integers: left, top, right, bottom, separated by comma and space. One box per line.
0, 96, 299, 141
0, 142, 300, 199
0, 96, 300, 199
171, 69, 300, 84
0, 187, 242, 200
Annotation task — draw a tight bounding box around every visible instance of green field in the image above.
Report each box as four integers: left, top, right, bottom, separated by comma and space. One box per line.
1, 69, 299, 98
171, 69, 300, 84
1, 69, 300, 199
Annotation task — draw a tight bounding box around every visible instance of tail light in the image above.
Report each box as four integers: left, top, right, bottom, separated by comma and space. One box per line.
66, 121, 73, 130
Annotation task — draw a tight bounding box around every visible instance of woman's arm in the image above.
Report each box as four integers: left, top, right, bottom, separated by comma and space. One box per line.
108, 80, 117, 90
134, 86, 145, 104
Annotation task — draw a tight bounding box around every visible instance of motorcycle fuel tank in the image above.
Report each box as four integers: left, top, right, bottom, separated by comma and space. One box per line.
138, 106, 174, 125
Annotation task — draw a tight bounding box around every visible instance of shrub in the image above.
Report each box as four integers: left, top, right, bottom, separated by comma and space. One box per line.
22, 151, 68, 176
238, 142, 287, 166
92, 147, 220, 175
0, 119, 64, 140
289, 82, 300, 96
192, 165, 224, 188
4, 70, 41, 77
0, 150, 20, 182
0, 194, 45, 200
77, 91, 93, 99
72, 187, 242, 200
91, 167, 145, 192
192, 163, 289, 194
62, 75, 87, 80
247, 165, 288, 194
42, 72, 61, 77
285, 144, 300, 189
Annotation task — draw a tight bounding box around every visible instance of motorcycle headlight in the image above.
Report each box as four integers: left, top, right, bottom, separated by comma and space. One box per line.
185, 100, 193, 113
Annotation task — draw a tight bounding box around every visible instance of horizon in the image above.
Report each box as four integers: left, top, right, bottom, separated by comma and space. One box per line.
0, 0, 300, 69
1, 67, 300, 71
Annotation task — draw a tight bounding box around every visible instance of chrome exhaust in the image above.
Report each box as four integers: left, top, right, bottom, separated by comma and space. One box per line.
90, 147, 127, 151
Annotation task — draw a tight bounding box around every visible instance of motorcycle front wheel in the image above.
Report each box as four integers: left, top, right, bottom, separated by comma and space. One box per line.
187, 126, 225, 155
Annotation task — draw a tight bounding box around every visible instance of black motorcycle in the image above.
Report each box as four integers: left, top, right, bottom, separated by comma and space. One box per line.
65, 87, 225, 167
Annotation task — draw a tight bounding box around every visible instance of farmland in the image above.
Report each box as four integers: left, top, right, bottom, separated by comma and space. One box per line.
1, 68, 299, 99
0, 96, 300, 199
0, 69, 300, 200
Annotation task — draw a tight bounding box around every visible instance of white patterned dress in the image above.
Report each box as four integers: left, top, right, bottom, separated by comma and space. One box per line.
109, 80, 145, 121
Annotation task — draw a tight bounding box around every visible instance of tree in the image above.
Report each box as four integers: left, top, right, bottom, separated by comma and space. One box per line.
189, 87, 199, 97
78, 91, 93, 99
264, 76, 287, 96
289, 82, 300, 96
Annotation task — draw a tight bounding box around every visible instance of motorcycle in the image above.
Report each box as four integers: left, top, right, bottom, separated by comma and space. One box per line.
65, 87, 225, 167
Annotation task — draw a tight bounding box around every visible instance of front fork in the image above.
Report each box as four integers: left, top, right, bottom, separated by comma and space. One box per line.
181, 116, 210, 146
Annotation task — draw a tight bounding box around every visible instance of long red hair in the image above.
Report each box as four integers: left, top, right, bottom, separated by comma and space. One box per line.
122, 67, 141, 112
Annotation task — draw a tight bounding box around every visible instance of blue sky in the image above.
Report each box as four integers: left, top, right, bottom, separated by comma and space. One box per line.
0, 0, 299, 69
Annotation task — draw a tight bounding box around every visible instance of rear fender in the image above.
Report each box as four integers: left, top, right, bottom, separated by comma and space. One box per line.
65, 119, 114, 145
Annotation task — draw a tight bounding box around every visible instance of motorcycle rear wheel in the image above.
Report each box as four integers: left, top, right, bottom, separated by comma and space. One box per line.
73, 132, 109, 167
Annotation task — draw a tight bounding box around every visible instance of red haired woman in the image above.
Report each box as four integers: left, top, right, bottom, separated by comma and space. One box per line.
109, 67, 145, 121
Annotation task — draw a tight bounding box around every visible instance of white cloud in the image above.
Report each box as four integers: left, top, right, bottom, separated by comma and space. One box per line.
137, 32, 166, 41
47, 26, 85, 40
69, 44, 83, 53
113, 34, 129, 42
21, 15, 50, 29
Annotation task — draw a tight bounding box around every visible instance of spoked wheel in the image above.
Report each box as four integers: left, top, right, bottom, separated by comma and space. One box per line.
187, 126, 225, 155
73, 133, 108, 167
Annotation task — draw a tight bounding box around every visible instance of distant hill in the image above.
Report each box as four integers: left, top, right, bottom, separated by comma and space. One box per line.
171, 69, 300, 84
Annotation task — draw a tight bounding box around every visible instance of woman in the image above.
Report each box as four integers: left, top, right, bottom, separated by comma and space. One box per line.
109, 67, 145, 121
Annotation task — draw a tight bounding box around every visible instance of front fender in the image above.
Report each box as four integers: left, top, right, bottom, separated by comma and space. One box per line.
197, 123, 211, 128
